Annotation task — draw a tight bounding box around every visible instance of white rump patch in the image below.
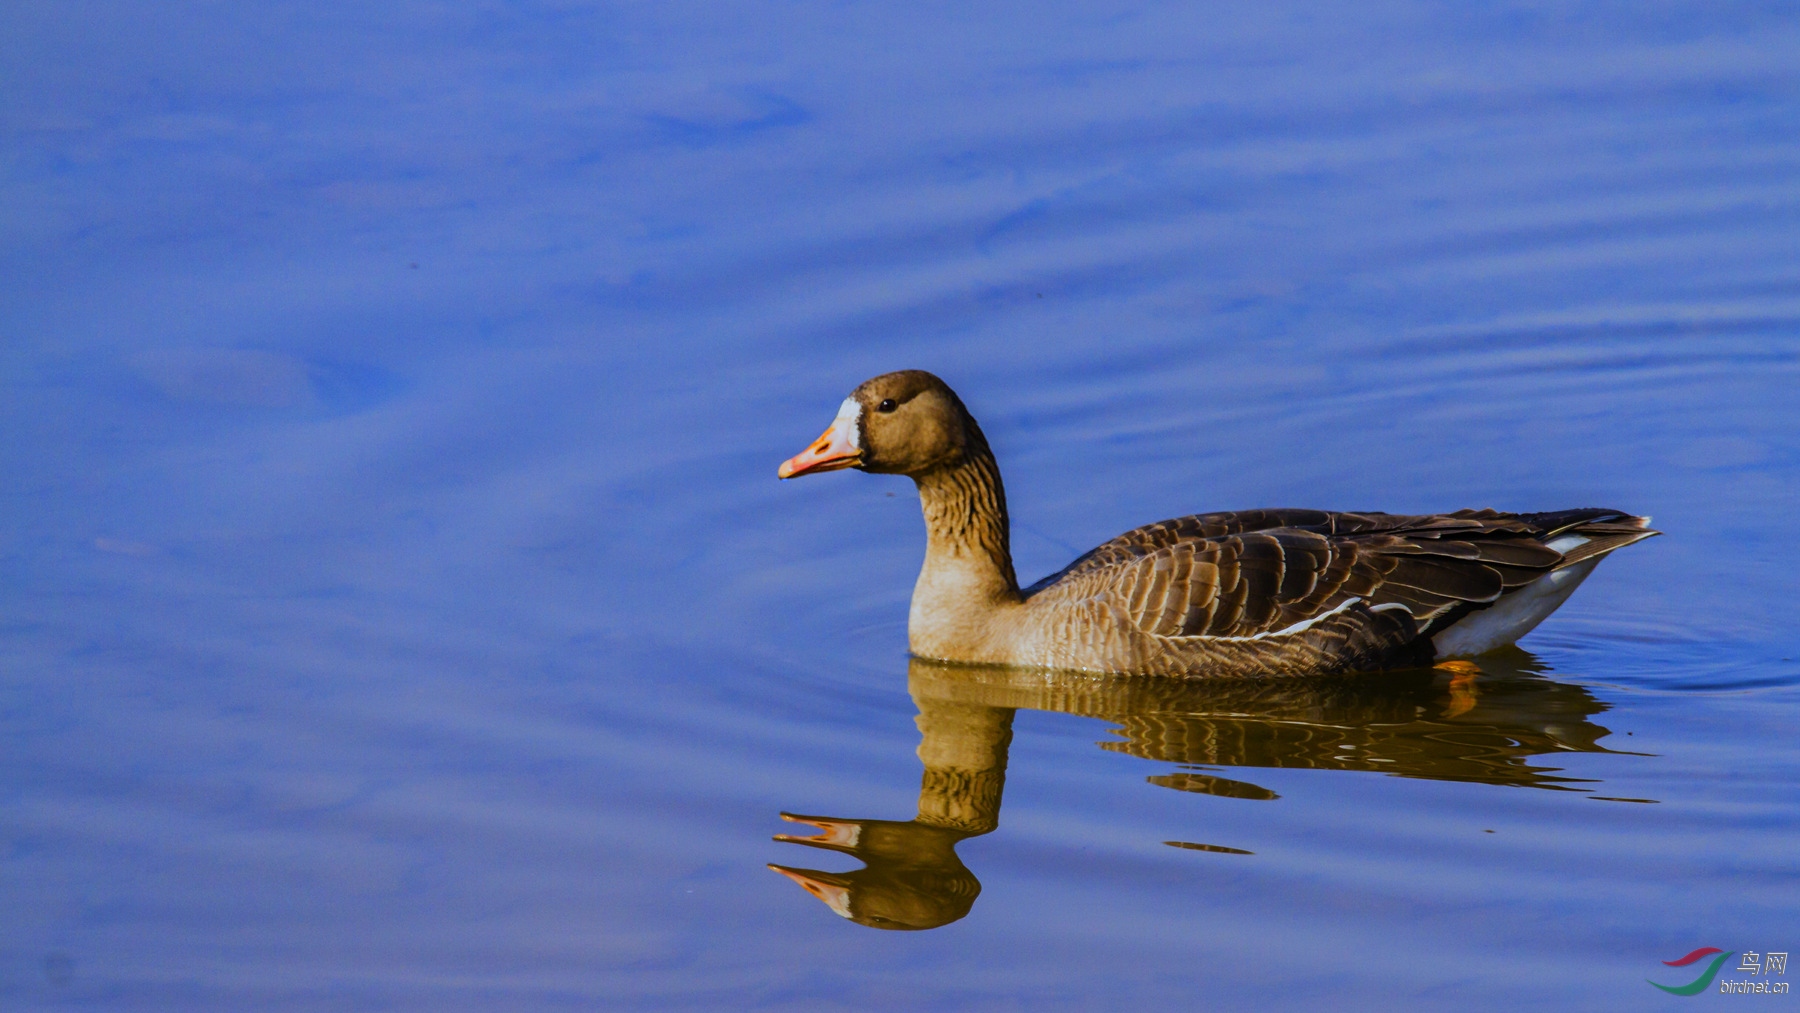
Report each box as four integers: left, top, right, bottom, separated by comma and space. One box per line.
1545, 533, 1590, 553
1432, 557, 1601, 657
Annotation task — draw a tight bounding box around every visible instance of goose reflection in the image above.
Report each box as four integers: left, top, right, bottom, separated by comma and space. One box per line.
772, 650, 1638, 930
770, 698, 1010, 931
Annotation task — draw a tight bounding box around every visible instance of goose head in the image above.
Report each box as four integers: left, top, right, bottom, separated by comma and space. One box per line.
778, 370, 980, 479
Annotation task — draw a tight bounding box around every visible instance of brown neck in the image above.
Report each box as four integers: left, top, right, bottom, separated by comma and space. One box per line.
913, 438, 1020, 604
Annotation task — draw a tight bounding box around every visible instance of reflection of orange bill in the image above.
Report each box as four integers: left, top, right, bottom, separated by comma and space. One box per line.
767, 864, 853, 918
772, 813, 862, 851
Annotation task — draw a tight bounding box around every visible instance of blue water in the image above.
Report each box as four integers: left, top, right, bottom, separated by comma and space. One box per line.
4, 3, 1798, 1009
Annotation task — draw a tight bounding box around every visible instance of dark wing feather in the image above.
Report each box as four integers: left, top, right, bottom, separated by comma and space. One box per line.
1028, 507, 1657, 642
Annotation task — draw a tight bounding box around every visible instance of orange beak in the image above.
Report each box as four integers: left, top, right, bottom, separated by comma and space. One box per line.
777, 400, 863, 478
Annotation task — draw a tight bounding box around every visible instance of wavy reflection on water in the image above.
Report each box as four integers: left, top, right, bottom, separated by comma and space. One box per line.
772, 650, 1635, 929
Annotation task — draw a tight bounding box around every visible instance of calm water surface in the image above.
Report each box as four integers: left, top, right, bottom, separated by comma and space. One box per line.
4, 3, 1799, 1010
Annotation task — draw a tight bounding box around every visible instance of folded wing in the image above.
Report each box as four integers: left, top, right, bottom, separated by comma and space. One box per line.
1028, 508, 1656, 643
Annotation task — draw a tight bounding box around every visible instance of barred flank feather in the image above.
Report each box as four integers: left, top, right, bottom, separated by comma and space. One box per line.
1024, 507, 1657, 675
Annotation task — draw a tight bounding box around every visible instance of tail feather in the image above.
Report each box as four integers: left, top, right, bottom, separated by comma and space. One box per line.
1428, 510, 1658, 657
1548, 513, 1660, 567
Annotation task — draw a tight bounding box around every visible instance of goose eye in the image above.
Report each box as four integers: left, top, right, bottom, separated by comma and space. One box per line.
876, 399, 897, 413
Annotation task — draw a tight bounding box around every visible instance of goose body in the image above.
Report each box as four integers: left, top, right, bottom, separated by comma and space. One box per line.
779, 370, 1657, 678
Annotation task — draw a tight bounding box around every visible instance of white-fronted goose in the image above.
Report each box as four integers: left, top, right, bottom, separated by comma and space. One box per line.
778, 370, 1658, 677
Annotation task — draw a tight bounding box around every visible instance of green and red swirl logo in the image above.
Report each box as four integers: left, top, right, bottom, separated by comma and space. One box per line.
1650, 948, 1734, 995
1654, 947, 1792, 996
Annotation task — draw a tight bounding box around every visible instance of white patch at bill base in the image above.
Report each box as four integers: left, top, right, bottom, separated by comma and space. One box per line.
833, 397, 862, 450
